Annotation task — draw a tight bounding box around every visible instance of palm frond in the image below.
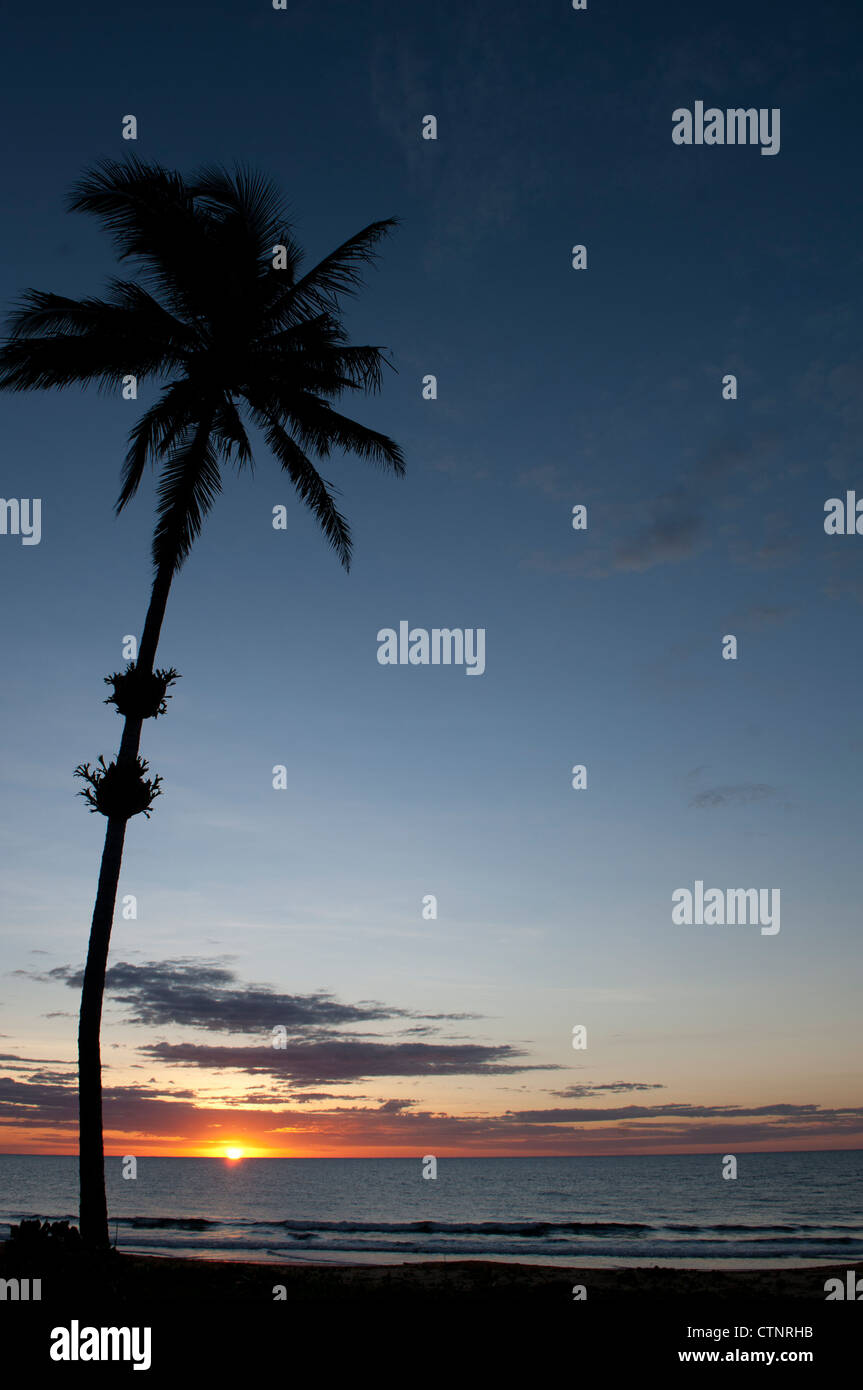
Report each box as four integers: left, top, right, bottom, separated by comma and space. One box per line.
118, 380, 201, 512
260, 395, 406, 474
251, 405, 352, 569
0, 284, 193, 393
260, 317, 390, 395
269, 219, 399, 326
0, 333, 162, 393
6, 283, 194, 355
212, 397, 253, 470
68, 158, 215, 322
68, 157, 191, 249
191, 164, 293, 255
152, 420, 223, 573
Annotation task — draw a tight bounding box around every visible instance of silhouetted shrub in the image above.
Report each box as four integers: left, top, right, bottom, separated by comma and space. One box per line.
9, 1218, 81, 1249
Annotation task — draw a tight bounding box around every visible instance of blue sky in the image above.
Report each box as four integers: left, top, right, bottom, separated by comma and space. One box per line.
1, 0, 862, 1156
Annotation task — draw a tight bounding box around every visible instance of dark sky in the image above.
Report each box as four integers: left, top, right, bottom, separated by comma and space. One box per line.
1, 0, 862, 1155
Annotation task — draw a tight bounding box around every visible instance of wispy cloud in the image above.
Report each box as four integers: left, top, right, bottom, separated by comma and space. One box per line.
690, 784, 777, 809
2, 1068, 862, 1155
551, 1081, 665, 1098
142, 1039, 558, 1087
720, 604, 796, 631
39, 959, 480, 1036
615, 505, 706, 573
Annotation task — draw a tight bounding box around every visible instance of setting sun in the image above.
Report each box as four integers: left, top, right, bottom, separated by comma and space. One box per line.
225, 1147, 244, 1161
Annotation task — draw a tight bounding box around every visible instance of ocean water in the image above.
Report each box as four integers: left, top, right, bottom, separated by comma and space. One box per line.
0, 1150, 860, 1267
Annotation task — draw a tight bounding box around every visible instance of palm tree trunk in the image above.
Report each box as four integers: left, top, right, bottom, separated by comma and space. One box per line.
78, 816, 127, 1246
77, 562, 173, 1249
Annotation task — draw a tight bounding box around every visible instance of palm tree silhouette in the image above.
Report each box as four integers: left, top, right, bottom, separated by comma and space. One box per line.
0, 159, 404, 1250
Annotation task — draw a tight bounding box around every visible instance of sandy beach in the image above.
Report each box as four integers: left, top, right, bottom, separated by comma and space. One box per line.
7, 1249, 858, 1373
3, 1246, 858, 1305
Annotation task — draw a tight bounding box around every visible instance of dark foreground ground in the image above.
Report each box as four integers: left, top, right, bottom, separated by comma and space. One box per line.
2, 1249, 858, 1375
1, 1246, 857, 1304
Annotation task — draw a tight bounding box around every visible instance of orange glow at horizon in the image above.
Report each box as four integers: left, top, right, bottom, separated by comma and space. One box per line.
3, 1129, 862, 1159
